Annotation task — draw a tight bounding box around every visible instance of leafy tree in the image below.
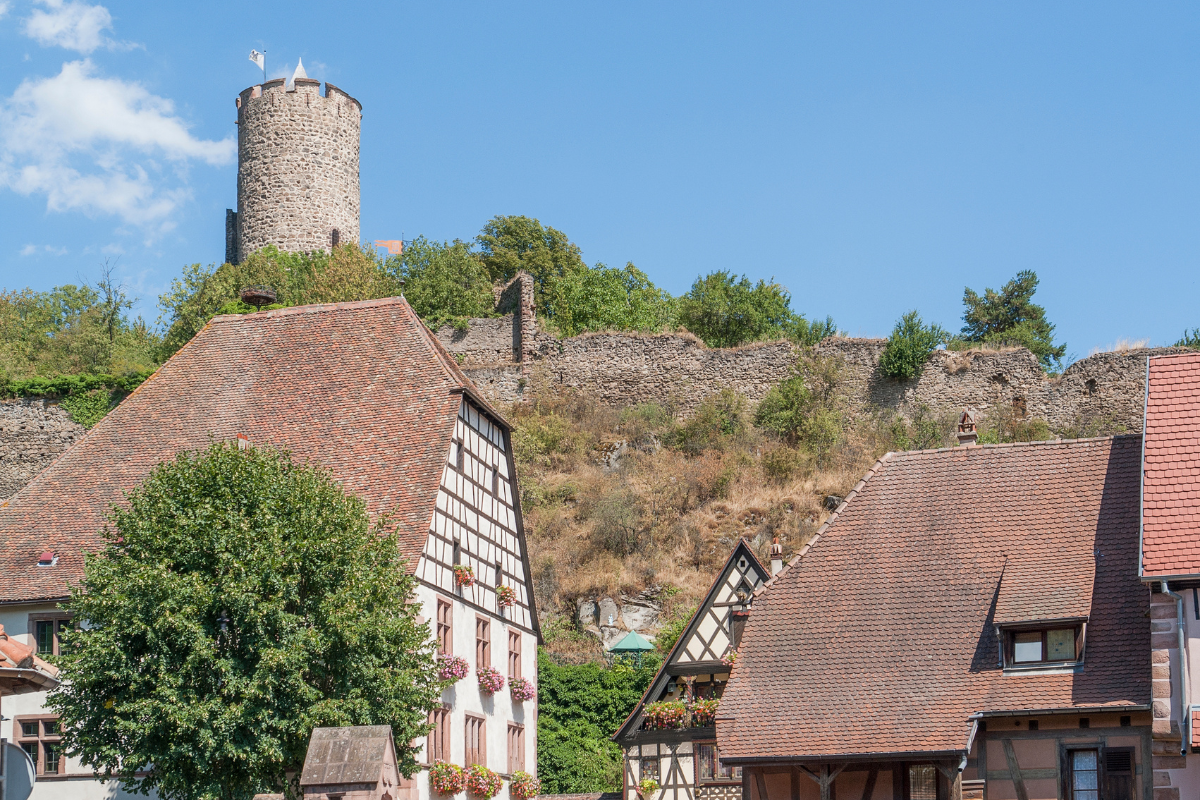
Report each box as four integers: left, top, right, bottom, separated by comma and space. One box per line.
549, 262, 676, 337
754, 354, 843, 464
49, 442, 442, 800
475, 216, 588, 321
537, 650, 658, 793
958, 270, 1065, 371
675, 271, 833, 348
158, 245, 397, 358
878, 311, 947, 381
383, 236, 497, 329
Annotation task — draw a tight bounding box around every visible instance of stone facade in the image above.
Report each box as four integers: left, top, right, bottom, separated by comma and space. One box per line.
229, 78, 361, 263
438, 273, 1178, 431
0, 399, 84, 502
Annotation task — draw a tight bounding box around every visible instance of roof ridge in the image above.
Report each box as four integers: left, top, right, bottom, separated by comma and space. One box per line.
210, 295, 408, 324
888, 433, 1135, 460
752, 451, 896, 597
1148, 350, 1200, 364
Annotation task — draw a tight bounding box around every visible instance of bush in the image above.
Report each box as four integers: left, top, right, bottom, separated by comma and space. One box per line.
545, 262, 676, 337
1176, 329, 1200, 348
676, 271, 830, 348
670, 389, 747, 455
654, 605, 697, 655
878, 311, 946, 381
755, 355, 843, 463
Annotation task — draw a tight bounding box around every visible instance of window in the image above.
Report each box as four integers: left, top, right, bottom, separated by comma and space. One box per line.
428, 706, 450, 763
16, 716, 63, 776
1069, 750, 1099, 800
437, 600, 453, 655
31, 616, 70, 656
696, 743, 741, 783
465, 715, 486, 767
476, 617, 491, 670
1006, 626, 1081, 665
492, 463, 500, 495
909, 765, 937, 800
508, 723, 525, 774
641, 755, 659, 782
508, 629, 522, 679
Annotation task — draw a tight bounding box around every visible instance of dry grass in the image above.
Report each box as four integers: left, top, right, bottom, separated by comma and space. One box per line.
1088, 338, 1150, 356
510, 390, 927, 656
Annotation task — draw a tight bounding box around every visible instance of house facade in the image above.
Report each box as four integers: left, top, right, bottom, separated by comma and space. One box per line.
1138, 351, 1200, 799
717, 434, 1152, 800
615, 541, 771, 800
0, 297, 539, 800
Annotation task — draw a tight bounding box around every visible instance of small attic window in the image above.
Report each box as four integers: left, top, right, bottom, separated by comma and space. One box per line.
37, 551, 57, 567
1004, 625, 1083, 667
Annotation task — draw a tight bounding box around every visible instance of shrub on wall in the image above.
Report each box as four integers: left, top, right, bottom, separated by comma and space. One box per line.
878, 311, 946, 381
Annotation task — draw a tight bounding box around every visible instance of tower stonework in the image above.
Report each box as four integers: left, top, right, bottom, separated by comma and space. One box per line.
227, 76, 361, 264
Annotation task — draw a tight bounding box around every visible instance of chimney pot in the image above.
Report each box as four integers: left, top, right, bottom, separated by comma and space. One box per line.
770, 536, 784, 576
957, 408, 978, 445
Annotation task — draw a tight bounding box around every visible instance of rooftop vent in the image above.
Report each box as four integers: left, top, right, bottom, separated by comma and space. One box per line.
239, 285, 277, 310
957, 408, 978, 446
37, 551, 57, 567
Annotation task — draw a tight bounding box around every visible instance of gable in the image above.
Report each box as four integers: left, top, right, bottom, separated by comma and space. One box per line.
676, 544, 769, 665
413, 396, 537, 632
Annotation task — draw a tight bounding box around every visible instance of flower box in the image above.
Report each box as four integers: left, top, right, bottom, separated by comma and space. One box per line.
438, 654, 470, 683
496, 584, 516, 608
454, 565, 476, 588
510, 771, 540, 800
509, 676, 536, 702
477, 665, 505, 694
642, 700, 687, 730
690, 698, 719, 727
721, 649, 739, 668
637, 778, 660, 798
430, 762, 465, 795
465, 764, 502, 799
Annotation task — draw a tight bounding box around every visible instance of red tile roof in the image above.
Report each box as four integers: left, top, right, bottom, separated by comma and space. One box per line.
0, 623, 58, 693
718, 436, 1149, 761
0, 297, 490, 603
1141, 352, 1200, 578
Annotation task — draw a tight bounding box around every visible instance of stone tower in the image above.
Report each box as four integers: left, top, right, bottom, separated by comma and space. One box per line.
225, 61, 361, 264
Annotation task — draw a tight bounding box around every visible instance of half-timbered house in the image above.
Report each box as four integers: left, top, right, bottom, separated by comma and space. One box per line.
615, 541, 771, 800
0, 296, 539, 800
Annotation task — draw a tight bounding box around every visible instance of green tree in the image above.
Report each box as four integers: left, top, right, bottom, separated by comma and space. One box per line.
537, 650, 659, 793
475, 216, 588, 321
878, 311, 947, 381
1176, 329, 1200, 348
676, 271, 832, 348
49, 442, 442, 800
958, 270, 1066, 371
383, 236, 497, 329
550, 262, 676, 337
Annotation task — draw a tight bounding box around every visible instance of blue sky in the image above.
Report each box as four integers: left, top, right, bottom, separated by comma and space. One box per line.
0, 2, 1196, 360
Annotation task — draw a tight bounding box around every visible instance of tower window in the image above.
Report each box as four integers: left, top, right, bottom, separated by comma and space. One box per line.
331, 228, 340, 247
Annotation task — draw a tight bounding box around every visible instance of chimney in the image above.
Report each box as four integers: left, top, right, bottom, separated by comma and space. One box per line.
957, 408, 978, 446
770, 536, 784, 576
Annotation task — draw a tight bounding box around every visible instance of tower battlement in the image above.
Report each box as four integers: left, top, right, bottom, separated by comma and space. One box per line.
226, 70, 362, 265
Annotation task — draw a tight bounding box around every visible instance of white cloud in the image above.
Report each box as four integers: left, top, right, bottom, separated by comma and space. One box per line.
0, 2, 11, 20
0, 60, 236, 227
23, 0, 124, 54
19, 243, 68, 256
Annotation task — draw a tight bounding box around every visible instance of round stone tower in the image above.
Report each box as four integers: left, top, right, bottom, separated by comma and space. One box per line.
226, 62, 361, 264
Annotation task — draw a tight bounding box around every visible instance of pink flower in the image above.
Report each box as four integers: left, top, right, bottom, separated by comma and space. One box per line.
477, 665, 505, 694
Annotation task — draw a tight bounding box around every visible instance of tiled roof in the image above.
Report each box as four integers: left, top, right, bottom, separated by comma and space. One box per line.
300, 725, 394, 787
0, 297, 488, 603
718, 437, 1149, 760
1141, 352, 1200, 577
0, 623, 58, 694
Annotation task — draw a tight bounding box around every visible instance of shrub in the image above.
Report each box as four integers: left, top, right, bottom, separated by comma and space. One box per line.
546, 262, 676, 337
755, 355, 844, 464
465, 765, 503, 799
1177, 329, 1200, 348
879, 311, 946, 381
477, 666, 505, 694
510, 772, 541, 800
430, 762, 466, 795
654, 605, 696, 655
760, 444, 809, 484
438, 654, 470, 683
676, 271, 816, 348
670, 389, 747, 455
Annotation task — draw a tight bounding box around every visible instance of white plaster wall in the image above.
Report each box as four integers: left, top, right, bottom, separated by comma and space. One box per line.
410, 583, 538, 800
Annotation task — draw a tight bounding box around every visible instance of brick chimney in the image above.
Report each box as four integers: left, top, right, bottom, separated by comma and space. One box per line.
770, 536, 784, 575
957, 408, 978, 446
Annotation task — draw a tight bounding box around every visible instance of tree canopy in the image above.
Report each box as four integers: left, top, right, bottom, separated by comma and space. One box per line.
879, 311, 947, 381
383, 236, 497, 329
958, 270, 1065, 371
49, 442, 443, 800
675, 271, 834, 349
475, 216, 589, 321
548, 262, 676, 337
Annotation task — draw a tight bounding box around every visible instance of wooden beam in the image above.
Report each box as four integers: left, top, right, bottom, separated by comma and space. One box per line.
1002, 740, 1029, 800
860, 768, 878, 800
755, 770, 770, 800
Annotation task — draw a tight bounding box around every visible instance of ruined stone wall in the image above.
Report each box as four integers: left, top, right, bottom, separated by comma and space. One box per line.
233, 78, 361, 262
442, 273, 1173, 431
0, 400, 84, 501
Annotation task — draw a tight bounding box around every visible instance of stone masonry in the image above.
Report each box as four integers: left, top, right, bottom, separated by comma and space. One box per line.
229, 76, 361, 263
436, 273, 1179, 431
0, 399, 84, 502
1150, 590, 1184, 800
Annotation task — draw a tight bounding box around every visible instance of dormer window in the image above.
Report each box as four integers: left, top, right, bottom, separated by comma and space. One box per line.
1002, 624, 1084, 668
